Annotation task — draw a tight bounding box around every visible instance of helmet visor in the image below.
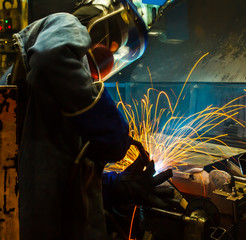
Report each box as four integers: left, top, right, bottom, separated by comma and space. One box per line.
87, 0, 148, 81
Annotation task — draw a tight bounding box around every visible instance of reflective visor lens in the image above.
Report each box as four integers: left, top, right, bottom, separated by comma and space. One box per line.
87, 1, 148, 81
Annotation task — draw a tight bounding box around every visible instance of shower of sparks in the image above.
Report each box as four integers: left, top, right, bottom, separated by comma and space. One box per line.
105, 53, 246, 173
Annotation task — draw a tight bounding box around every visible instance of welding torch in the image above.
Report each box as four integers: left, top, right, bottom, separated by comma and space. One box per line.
130, 137, 188, 210
74, 138, 188, 210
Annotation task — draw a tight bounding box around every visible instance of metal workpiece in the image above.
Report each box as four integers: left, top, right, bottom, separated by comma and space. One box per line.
183, 209, 211, 240
135, 149, 246, 240
140, 198, 219, 240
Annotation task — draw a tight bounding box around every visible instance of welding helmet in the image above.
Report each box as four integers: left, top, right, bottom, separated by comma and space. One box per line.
73, 0, 148, 81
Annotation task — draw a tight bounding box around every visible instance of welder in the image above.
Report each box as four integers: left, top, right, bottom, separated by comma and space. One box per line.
1, 1, 173, 239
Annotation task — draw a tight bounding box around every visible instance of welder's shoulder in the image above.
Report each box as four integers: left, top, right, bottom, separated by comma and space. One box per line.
42, 12, 91, 47
34, 12, 91, 55
17, 12, 91, 69
17, 12, 90, 52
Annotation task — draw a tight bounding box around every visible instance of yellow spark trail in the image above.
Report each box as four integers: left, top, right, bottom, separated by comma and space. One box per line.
105, 53, 246, 173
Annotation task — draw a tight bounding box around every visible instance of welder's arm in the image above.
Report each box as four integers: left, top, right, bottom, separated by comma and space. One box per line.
102, 155, 174, 209
67, 82, 130, 162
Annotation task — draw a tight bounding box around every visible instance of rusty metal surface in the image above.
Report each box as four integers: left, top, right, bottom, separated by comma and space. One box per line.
0, 86, 19, 240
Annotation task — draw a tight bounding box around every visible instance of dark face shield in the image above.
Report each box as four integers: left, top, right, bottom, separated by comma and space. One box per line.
86, 0, 148, 81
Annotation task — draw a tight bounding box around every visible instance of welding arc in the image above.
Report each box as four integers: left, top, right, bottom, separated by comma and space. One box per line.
129, 138, 173, 185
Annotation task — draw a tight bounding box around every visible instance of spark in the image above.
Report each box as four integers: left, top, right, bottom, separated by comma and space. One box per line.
198, 172, 206, 197
105, 53, 246, 174
128, 206, 137, 240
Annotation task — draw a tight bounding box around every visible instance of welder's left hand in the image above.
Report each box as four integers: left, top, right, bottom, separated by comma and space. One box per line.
102, 155, 174, 209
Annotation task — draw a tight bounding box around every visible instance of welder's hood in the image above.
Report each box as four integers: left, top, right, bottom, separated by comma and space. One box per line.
74, 0, 148, 81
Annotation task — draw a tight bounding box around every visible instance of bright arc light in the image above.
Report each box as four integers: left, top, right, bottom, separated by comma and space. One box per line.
104, 53, 246, 173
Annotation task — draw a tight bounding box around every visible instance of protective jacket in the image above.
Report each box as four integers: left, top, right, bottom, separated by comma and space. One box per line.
12, 12, 129, 240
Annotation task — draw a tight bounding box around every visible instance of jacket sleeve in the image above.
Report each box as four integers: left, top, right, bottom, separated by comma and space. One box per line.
64, 81, 130, 162
15, 13, 130, 162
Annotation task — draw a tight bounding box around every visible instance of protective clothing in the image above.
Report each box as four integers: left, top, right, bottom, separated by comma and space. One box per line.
103, 154, 174, 209
12, 12, 129, 240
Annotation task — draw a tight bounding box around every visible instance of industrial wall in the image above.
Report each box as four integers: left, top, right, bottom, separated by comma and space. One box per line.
0, 87, 19, 240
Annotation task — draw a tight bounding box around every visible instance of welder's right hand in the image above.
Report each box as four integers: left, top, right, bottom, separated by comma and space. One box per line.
102, 154, 174, 209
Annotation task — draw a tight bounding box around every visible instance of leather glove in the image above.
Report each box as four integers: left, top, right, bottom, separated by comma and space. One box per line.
102, 155, 173, 209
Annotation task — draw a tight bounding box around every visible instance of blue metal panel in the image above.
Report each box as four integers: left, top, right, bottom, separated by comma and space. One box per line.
142, 0, 168, 5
